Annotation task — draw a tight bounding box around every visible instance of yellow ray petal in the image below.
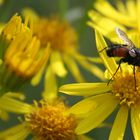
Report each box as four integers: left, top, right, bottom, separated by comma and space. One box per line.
75, 93, 118, 134
59, 82, 111, 96
0, 96, 32, 114
31, 63, 46, 86
88, 10, 126, 39
126, 0, 136, 18
50, 51, 67, 77
116, 1, 126, 14
73, 52, 105, 81
22, 8, 39, 22
66, 96, 97, 117
94, 0, 135, 27
5, 92, 25, 100
83, 56, 103, 64
63, 54, 85, 82
109, 105, 128, 140
0, 109, 9, 121
42, 65, 57, 103
95, 30, 117, 75
77, 135, 93, 140
137, 0, 140, 32
131, 103, 140, 140
0, 123, 30, 140
31, 43, 50, 85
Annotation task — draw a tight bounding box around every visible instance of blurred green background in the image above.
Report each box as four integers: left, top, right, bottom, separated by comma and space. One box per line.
0, 0, 134, 140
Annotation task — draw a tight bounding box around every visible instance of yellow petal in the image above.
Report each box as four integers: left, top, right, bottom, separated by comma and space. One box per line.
137, 0, 140, 31
94, 0, 135, 27
109, 105, 128, 140
131, 103, 140, 140
0, 109, 9, 121
31, 63, 46, 86
59, 82, 111, 96
75, 93, 118, 134
31, 43, 50, 85
42, 65, 57, 103
116, 1, 126, 14
22, 8, 39, 22
88, 10, 126, 39
5, 92, 25, 100
66, 96, 97, 117
126, 0, 136, 18
0, 0, 4, 6
50, 51, 67, 77
84, 56, 103, 64
104, 69, 115, 80
63, 54, 85, 82
0, 96, 32, 114
73, 52, 105, 81
95, 30, 117, 75
0, 123, 30, 140
77, 135, 93, 140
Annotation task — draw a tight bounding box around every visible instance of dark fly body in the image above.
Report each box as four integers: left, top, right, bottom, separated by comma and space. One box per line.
106, 28, 140, 89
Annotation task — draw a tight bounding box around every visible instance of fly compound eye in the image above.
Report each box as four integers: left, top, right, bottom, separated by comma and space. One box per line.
129, 49, 136, 57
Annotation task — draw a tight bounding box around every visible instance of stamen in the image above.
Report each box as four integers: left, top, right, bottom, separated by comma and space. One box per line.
25, 100, 77, 140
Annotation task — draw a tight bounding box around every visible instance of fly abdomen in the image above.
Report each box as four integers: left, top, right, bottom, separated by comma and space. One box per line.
106, 47, 128, 57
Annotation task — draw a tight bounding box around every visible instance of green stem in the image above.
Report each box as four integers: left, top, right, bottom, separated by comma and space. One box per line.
58, 0, 69, 20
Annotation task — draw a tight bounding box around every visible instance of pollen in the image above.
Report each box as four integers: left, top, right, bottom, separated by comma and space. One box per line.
25, 101, 77, 140
112, 67, 140, 107
32, 17, 78, 52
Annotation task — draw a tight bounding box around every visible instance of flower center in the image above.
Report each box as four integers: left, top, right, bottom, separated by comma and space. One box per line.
25, 101, 77, 140
33, 18, 78, 52
112, 68, 140, 107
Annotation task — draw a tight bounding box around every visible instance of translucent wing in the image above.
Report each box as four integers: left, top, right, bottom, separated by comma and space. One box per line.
116, 28, 135, 48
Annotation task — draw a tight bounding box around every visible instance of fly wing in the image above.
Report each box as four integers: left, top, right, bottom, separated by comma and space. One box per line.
116, 28, 135, 48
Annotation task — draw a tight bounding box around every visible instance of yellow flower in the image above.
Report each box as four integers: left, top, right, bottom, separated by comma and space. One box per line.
22, 8, 105, 88
0, 14, 50, 94
0, 0, 4, 6
0, 92, 28, 121
59, 30, 140, 140
88, 0, 140, 39
0, 86, 92, 140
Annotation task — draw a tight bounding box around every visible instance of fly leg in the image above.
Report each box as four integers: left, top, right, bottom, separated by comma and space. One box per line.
133, 66, 137, 91
107, 58, 124, 85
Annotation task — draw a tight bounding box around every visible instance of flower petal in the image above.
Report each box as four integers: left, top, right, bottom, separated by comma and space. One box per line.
131, 103, 140, 140
109, 105, 128, 140
77, 135, 93, 140
31, 43, 50, 86
42, 65, 57, 103
0, 123, 30, 140
59, 83, 111, 96
63, 54, 85, 82
88, 10, 126, 39
66, 96, 97, 117
73, 52, 105, 81
0, 109, 9, 121
75, 93, 118, 134
126, 0, 136, 18
94, 0, 135, 27
50, 51, 67, 77
0, 96, 32, 114
95, 30, 117, 75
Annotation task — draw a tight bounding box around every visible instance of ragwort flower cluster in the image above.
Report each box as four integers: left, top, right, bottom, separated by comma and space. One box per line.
1, 0, 140, 140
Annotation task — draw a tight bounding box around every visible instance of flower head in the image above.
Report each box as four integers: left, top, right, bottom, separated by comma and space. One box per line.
59, 30, 140, 140
0, 14, 50, 94
22, 8, 105, 86
25, 100, 77, 140
32, 17, 78, 53
88, 0, 140, 39
0, 89, 91, 140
